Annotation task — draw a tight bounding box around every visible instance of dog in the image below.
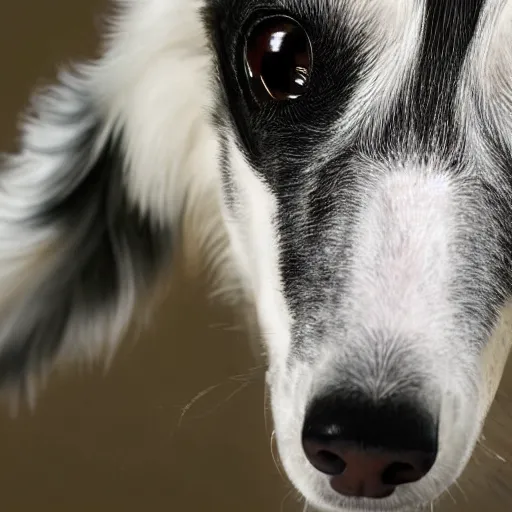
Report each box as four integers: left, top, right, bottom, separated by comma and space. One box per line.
1, 0, 512, 510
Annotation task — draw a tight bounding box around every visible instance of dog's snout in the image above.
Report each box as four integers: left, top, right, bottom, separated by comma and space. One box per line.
301, 392, 438, 499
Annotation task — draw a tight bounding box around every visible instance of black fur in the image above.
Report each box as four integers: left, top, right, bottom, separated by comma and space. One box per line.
204, 0, 509, 361
204, 0, 368, 326
382, 0, 486, 153
0, 98, 173, 387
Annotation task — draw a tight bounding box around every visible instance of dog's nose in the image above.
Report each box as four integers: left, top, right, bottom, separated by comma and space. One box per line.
302, 392, 438, 499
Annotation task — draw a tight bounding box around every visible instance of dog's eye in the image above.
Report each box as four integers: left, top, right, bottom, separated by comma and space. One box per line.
244, 15, 312, 101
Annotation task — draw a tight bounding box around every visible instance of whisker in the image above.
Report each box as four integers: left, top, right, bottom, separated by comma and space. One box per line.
445, 487, 457, 505
190, 379, 252, 420
271, 429, 287, 481
453, 480, 468, 502
478, 438, 507, 463
178, 365, 264, 426
263, 380, 272, 436
280, 488, 294, 512
178, 383, 222, 427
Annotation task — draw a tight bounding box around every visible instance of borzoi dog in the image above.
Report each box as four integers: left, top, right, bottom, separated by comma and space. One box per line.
1, 1, 512, 511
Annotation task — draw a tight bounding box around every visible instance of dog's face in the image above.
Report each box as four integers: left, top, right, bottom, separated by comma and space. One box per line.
2, 0, 512, 511
204, 0, 512, 510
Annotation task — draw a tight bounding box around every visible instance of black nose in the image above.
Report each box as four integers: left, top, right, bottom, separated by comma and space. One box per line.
302, 392, 438, 499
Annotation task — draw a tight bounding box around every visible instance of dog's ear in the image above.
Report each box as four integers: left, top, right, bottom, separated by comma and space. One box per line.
0, 68, 174, 393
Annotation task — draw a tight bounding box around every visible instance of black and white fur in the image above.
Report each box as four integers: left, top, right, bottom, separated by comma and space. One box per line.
2, 0, 512, 510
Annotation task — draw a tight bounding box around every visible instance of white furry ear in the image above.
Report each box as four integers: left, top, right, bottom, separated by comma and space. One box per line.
0, 69, 174, 393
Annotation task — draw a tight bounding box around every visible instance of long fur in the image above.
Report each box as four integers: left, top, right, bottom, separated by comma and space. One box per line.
0, 0, 225, 390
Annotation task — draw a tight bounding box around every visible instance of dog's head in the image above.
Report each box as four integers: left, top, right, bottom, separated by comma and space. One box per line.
2, 0, 512, 511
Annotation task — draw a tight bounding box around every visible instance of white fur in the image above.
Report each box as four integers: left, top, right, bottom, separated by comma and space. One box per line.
309, 0, 426, 171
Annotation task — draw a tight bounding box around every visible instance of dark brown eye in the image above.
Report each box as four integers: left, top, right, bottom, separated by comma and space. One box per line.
244, 15, 313, 101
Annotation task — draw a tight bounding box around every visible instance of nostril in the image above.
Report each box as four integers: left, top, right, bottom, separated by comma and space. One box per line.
381, 452, 436, 485
316, 450, 347, 475
302, 439, 347, 475
381, 461, 418, 486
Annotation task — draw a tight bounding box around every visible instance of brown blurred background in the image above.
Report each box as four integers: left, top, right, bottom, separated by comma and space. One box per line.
0, 2, 511, 511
